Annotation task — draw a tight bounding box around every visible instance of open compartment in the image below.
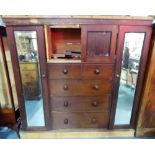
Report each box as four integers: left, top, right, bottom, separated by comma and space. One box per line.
45, 26, 81, 63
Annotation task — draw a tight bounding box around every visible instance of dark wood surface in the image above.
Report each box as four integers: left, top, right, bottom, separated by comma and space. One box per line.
51, 112, 109, 129
49, 79, 113, 97
51, 96, 111, 112
81, 25, 118, 62
82, 64, 114, 79
48, 63, 81, 79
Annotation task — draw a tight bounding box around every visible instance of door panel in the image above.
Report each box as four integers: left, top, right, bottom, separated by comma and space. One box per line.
6, 26, 51, 130
81, 25, 118, 63
109, 26, 152, 128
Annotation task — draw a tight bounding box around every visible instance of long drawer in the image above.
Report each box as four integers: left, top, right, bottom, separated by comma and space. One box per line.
48, 63, 114, 80
49, 79, 113, 96
51, 96, 111, 112
52, 112, 109, 129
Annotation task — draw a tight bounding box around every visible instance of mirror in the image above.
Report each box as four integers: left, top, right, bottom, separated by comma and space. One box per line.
115, 33, 145, 125
14, 31, 45, 127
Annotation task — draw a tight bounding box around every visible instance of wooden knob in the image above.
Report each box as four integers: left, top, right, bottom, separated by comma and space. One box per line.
63, 84, 68, 90
63, 68, 68, 74
95, 68, 100, 74
93, 84, 99, 90
64, 118, 68, 124
64, 101, 69, 107
92, 101, 98, 107
91, 118, 97, 124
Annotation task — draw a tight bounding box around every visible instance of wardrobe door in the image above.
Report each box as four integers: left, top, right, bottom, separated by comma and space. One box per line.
81, 25, 118, 63
110, 26, 152, 128
6, 26, 50, 130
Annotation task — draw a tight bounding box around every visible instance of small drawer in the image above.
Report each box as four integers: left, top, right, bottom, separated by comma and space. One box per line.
47, 64, 81, 79
51, 96, 111, 112
52, 112, 109, 129
82, 64, 114, 79
49, 79, 113, 96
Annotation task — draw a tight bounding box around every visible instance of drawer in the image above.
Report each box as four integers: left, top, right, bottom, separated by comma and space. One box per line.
49, 79, 113, 96
52, 112, 109, 129
82, 64, 114, 79
48, 64, 81, 79
51, 96, 111, 112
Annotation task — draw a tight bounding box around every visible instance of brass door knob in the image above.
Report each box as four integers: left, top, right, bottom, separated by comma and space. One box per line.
63, 68, 68, 74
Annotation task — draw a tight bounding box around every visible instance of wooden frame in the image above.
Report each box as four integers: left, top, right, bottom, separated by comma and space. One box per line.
109, 26, 152, 129
6, 25, 51, 131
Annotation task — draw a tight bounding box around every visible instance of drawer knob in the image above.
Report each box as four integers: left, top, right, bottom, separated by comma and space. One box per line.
93, 84, 99, 90
95, 68, 100, 74
92, 101, 98, 107
64, 118, 68, 124
63, 68, 68, 74
91, 118, 97, 124
63, 84, 68, 90
64, 101, 69, 107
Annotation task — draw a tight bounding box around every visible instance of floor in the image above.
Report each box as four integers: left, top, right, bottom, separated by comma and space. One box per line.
0, 127, 18, 139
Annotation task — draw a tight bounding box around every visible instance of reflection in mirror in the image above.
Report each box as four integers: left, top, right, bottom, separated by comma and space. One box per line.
115, 33, 145, 125
14, 31, 45, 127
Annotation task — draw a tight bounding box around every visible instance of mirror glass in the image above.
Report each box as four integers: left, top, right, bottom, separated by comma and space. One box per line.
14, 31, 45, 127
115, 33, 145, 125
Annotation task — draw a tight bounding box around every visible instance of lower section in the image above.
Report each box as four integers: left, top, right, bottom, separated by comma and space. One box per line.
52, 112, 109, 129
20, 129, 134, 138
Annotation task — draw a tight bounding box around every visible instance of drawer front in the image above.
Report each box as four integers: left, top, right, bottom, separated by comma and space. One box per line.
82, 64, 114, 79
49, 79, 113, 96
48, 64, 81, 79
52, 112, 109, 129
51, 96, 111, 112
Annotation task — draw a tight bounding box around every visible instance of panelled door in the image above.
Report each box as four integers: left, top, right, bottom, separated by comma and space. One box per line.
81, 25, 118, 63
6, 26, 51, 130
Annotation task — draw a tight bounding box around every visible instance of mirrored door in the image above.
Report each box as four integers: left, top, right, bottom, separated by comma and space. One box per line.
112, 26, 152, 128
6, 26, 50, 130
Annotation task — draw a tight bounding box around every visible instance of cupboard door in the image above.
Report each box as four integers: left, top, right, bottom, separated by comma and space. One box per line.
6, 26, 51, 130
81, 25, 118, 63
110, 26, 152, 129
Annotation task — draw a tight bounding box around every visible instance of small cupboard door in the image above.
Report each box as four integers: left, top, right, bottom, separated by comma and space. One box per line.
6, 26, 51, 130
81, 25, 118, 63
